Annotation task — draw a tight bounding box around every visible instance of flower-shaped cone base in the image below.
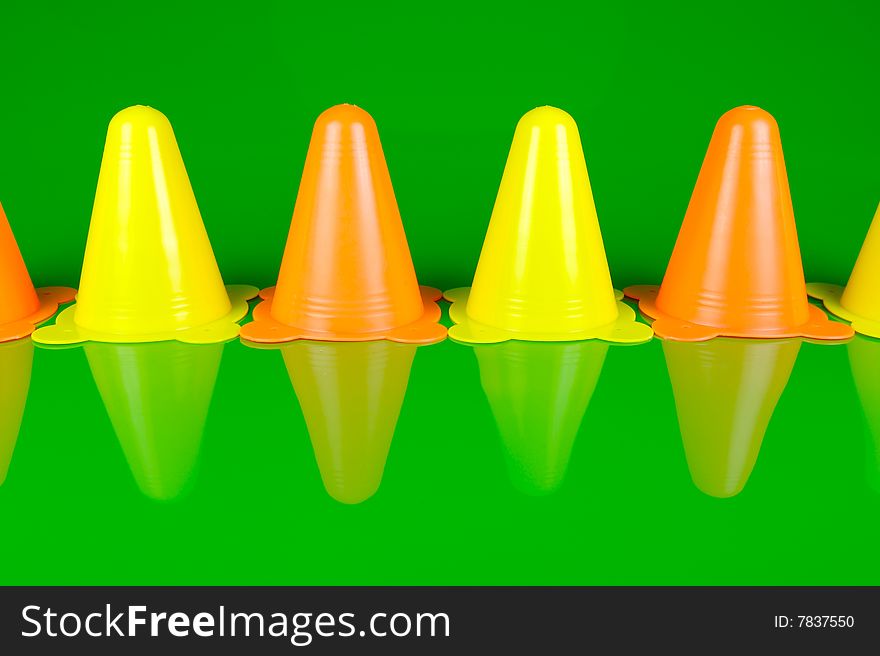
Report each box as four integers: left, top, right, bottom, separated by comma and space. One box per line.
626, 285, 852, 342
0, 286, 76, 343
33, 285, 257, 345
241, 285, 445, 345
445, 287, 652, 344
807, 283, 880, 340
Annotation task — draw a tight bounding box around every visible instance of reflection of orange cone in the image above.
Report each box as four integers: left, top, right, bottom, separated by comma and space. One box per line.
444, 106, 651, 344
241, 104, 445, 345
282, 340, 415, 504
809, 203, 880, 338
85, 341, 222, 500
0, 338, 33, 486
33, 106, 256, 346
847, 336, 880, 493
663, 338, 800, 497
626, 106, 852, 342
0, 203, 74, 342
474, 340, 607, 495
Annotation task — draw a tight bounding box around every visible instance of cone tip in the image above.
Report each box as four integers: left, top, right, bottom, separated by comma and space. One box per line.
316, 103, 376, 129
518, 105, 576, 131
719, 105, 777, 130
109, 105, 171, 130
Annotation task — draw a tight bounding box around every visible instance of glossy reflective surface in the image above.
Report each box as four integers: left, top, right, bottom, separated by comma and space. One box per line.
2, 307, 879, 584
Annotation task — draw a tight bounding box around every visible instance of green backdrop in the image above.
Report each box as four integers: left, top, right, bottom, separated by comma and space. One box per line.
0, 1, 878, 587
0, 1, 876, 292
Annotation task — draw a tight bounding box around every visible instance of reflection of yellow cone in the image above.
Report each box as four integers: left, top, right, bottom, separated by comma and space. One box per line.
282, 340, 415, 504
474, 340, 608, 495
84, 341, 223, 500
809, 202, 880, 338
663, 338, 800, 498
33, 105, 256, 346
444, 106, 651, 345
847, 336, 880, 493
0, 338, 33, 486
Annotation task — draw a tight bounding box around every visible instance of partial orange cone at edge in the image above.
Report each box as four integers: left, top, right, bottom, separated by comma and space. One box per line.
0, 203, 74, 342
625, 106, 852, 342
240, 104, 445, 346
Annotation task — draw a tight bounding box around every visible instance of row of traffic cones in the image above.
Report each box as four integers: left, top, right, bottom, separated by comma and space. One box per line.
0, 103, 875, 346
5, 336, 880, 502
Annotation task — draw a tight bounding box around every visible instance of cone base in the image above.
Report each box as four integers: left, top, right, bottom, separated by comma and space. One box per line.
807, 283, 880, 339
443, 287, 652, 344
625, 284, 853, 342
31, 284, 258, 345
240, 285, 446, 345
0, 286, 77, 343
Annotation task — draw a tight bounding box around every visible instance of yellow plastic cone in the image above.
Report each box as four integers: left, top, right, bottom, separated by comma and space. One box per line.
33, 106, 257, 346
809, 202, 880, 338
444, 106, 652, 344
281, 340, 415, 504
847, 336, 880, 493
0, 338, 33, 486
473, 340, 607, 495
84, 341, 223, 500
663, 338, 800, 498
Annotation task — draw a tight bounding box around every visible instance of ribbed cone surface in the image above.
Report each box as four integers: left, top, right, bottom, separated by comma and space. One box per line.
847, 337, 880, 493
655, 106, 811, 335
0, 203, 40, 325
84, 340, 222, 500
474, 340, 607, 495
841, 203, 880, 323
75, 105, 231, 337
281, 340, 415, 504
663, 337, 800, 498
0, 338, 33, 486
270, 104, 424, 336
465, 106, 619, 334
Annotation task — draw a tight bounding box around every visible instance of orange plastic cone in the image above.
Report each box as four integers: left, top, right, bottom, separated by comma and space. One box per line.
663, 338, 800, 498
0, 203, 75, 342
0, 337, 33, 486
241, 104, 445, 345
625, 106, 852, 342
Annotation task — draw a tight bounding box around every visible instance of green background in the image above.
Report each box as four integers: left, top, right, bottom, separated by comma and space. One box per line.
0, 0, 876, 291
0, 1, 878, 586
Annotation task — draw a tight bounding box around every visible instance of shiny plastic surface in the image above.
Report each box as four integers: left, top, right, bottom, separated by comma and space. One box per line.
848, 337, 880, 493
445, 107, 651, 344
473, 340, 608, 495
84, 341, 222, 500
0, 338, 32, 486
241, 105, 445, 345
663, 338, 800, 497
626, 106, 852, 342
3, 331, 880, 585
281, 340, 415, 504
32, 106, 256, 345
0, 203, 74, 341
809, 203, 880, 337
